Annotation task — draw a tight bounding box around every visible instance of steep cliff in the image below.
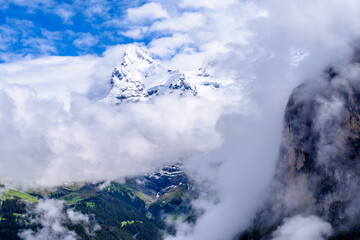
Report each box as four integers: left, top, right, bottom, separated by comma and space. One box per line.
277, 70, 360, 221
240, 65, 360, 239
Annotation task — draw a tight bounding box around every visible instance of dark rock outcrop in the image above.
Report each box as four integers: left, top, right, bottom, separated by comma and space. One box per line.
240, 65, 360, 239
277, 72, 360, 220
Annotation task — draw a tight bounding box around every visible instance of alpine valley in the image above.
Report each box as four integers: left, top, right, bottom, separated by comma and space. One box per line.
0, 46, 224, 240
3, 45, 360, 240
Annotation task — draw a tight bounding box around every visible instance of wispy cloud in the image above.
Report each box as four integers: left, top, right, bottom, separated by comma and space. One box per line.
54, 3, 76, 24
271, 215, 333, 240
126, 2, 169, 23
19, 199, 99, 240
150, 12, 206, 33
73, 32, 99, 49
148, 33, 192, 58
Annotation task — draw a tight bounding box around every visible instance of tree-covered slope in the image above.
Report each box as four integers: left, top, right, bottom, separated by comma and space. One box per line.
0, 164, 196, 240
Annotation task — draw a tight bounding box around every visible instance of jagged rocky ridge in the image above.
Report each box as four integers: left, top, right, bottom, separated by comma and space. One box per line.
240, 61, 360, 239
129, 163, 189, 199
102, 45, 222, 104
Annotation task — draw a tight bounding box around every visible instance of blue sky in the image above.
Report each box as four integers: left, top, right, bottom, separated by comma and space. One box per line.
0, 0, 242, 67
0, 0, 152, 62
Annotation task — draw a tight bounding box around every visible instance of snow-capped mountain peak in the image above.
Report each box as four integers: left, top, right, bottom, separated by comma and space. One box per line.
102, 45, 225, 105
122, 45, 156, 67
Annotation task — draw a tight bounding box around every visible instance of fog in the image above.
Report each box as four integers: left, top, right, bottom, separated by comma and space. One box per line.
19, 199, 99, 240
271, 215, 333, 240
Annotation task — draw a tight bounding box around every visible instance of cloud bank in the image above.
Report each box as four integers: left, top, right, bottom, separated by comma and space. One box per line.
0, 77, 235, 186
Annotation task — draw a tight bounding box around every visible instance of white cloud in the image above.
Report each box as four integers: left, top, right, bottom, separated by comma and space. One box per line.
0, 18, 64, 57
19, 199, 98, 240
54, 3, 75, 24
121, 26, 149, 40
148, 33, 192, 58
0, 25, 17, 51
22, 37, 58, 54
314, 96, 346, 165
41, 29, 62, 40
73, 33, 98, 49
150, 12, 206, 33
5, 17, 35, 37
180, 0, 236, 9
126, 2, 169, 22
6, 0, 111, 23
0, 0, 8, 9
0, 82, 228, 187
161, 50, 206, 72
142, 2, 265, 70
0, 55, 100, 108
271, 215, 333, 240
75, 0, 111, 19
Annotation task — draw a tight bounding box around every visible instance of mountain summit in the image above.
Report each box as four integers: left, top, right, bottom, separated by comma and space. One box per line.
102, 45, 200, 104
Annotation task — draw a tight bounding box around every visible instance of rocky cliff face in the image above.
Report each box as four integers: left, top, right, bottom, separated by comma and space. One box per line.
276, 69, 360, 225
240, 65, 360, 239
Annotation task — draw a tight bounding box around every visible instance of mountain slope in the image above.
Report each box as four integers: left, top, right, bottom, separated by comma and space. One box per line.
0, 163, 195, 240
102, 45, 198, 104
240, 65, 360, 239
276, 74, 360, 223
